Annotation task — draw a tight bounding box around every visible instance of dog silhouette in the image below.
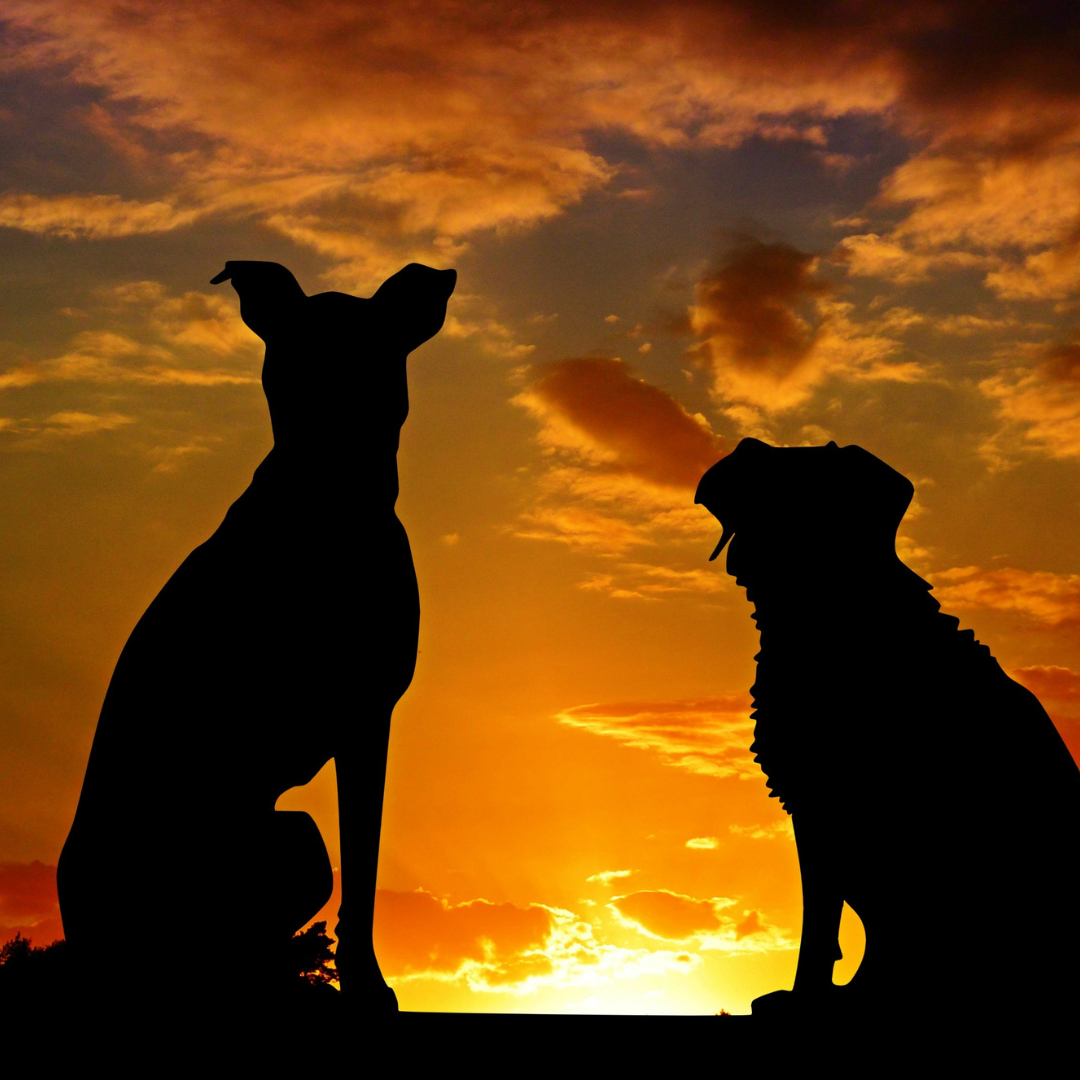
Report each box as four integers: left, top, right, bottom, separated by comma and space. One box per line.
696, 438, 1080, 1025
58, 261, 455, 1015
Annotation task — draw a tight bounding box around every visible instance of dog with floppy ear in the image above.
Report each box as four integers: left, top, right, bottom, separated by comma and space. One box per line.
58, 261, 456, 1015
697, 438, 1080, 1025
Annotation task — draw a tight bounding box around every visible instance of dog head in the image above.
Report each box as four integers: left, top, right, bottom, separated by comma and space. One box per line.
210, 261, 457, 352
211, 261, 456, 447
695, 438, 914, 589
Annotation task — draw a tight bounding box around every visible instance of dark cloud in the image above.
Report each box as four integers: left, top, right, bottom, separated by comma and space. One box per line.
689, 237, 831, 381
523, 357, 727, 489
5, 1, 1080, 295
1041, 343, 1080, 384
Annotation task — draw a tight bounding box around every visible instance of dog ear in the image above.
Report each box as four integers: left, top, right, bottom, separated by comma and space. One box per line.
834, 444, 914, 532
210, 261, 306, 342
371, 263, 457, 353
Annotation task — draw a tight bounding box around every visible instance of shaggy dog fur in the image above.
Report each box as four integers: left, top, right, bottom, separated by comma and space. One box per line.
58, 261, 455, 1015
696, 438, 1080, 1025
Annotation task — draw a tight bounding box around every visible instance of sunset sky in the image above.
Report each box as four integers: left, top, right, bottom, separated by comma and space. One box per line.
3, 1, 1080, 1015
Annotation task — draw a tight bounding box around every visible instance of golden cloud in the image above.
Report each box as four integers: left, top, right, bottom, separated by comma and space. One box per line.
586, 870, 636, 886
980, 343, 1080, 462
557, 696, 757, 779
373, 887, 701, 997
929, 565, 1080, 625
611, 889, 794, 954
1011, 664, 1080, 765
0, 283, 260, 394
0, 193, 200, 239
727, 821, 794, 841
577, 562, 727, 601
3, 1, 1079, 303
612, 890, 730, 940
1012, 664, 1080, 714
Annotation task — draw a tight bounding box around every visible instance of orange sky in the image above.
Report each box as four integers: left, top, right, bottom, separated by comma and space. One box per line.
3, 0, 1080, 1014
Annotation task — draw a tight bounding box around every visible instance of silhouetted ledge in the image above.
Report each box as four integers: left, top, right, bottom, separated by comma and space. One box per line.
12, 1002, 1064, 1066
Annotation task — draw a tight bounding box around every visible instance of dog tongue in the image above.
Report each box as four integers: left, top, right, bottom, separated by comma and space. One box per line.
708, 525, 734, 562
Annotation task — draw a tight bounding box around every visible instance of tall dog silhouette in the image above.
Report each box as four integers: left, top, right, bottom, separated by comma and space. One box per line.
696, 438, 1080, 1023
58, 261, 455, 1013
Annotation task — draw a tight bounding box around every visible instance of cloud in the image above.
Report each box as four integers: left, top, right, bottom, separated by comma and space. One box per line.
835, 233, 989, 285
40, 411, 135, 436
689, 237, 832, 380
586, 870, 635, 886
1012, 664, 1080, 714
611, 889, 794, 954
373, 887, 701, 996
980, 343, 1080, 462
985, 241, 1080, 302
611, 890, 729, 940
687, 238, 920, 412
0, 193, 199, 239
443, 313, 534, 361
556, 695, 758, 779
374, 888, 555, 977
685, 837, 719, 850
0, 282, 260, 394
728, 821, 794, 841
4, 1, 1080, 296
516, 358, 727, 490
512, 361, 725, 558
1011, 664, 1080, 764
577, 562, 727, 600
0, 862, 63, 947
928, 565, 1080, 625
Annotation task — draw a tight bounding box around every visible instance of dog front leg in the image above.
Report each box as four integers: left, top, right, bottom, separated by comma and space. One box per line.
334, 711, 398, 1014
792, 811, 843, 995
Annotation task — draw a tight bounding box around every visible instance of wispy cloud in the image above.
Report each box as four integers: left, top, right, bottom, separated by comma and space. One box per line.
929, 565, 1080, 625
980, 342, 1080, 464
587, 870, 636, 886
685, 837, 719, 850
728, 821, 794, 841
557, 696, 757, 779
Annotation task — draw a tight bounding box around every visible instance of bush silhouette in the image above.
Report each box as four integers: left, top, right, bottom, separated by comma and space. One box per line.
288, 921, 338, 991
0, 934, 68, 1000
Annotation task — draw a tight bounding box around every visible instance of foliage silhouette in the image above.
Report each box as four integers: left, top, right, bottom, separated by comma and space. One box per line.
289, 921, 337, 991
696, 437, 1080, 1026
58, 261, 455, 1017
0, 934, 68, 1002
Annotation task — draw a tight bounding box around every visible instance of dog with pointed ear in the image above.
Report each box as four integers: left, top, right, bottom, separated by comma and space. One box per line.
695, 437, 1080, 1028
58, 261, 455, 1021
